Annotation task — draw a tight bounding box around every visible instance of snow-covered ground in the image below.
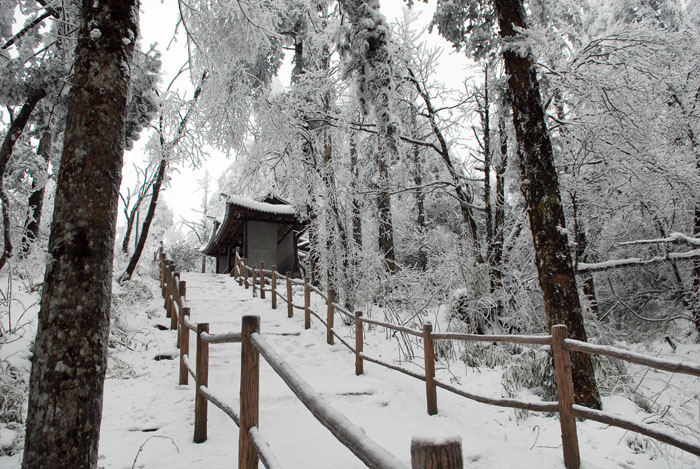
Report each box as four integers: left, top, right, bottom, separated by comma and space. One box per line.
1, 271, 699, 468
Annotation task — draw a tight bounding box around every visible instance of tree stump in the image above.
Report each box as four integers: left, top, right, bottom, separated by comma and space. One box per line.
410, 434, 463, 469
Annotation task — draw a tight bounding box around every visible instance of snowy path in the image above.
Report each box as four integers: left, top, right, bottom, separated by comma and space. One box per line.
92, 273, 699, 469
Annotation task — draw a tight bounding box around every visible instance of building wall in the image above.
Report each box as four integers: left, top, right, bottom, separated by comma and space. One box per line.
276, 230, 295, 274
246, 221, 278, 269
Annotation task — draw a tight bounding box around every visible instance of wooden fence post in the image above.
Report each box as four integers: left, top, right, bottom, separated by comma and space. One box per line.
164, 263, 172, 318
179, 307, 190, 385
170, 272, 180, 331
304, 277, 311, 330
244, 259, 249, 289
239, 316, 260, 469
252, 267, 258, 297
410, 435, 463, 469
326, 289, 336, 345
423, 323, 437, 415
355, 311, 364, 376
286, 272, 293, 318
271, 266, 277, 310
552, 325, 581, 469
259, 261, 265, 300
194, 323, 209, 443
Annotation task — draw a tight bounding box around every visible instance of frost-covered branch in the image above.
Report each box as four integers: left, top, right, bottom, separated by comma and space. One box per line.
618, 233, 700, 248
578, 250, 700, 273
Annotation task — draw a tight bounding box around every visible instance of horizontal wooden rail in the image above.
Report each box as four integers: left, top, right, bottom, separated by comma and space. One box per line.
199, 385, 240, 426
331, 302, 354, 320
564, 339, 700, 376
250, 332, 407, 469
288, 278, 305, 286
184, 316, 197, 332
358, 316, 423, 337
248, 426, 283, 469
330, 328, 355, 353
431, 332, 552, 346
182, 354, 196, 380
360, 353, 426, 382
571, 405, 700, 457
201, 331, 242, 344
433, 377, 559, 413
309, 284, 327, 300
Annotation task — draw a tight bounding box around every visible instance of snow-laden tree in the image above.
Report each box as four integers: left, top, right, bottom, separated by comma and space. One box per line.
22, 1, 140, 467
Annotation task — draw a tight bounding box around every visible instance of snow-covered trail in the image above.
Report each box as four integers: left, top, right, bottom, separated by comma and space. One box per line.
93, 273, 699, 469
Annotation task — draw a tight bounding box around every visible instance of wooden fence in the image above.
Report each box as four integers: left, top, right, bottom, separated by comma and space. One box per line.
156, 248, 461, 468
227, 249, 700, 468
156, 247, 700, 468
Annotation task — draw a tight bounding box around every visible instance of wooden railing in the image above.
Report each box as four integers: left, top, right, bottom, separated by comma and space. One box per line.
228, 248, 700, 469
155, 247, 462, 468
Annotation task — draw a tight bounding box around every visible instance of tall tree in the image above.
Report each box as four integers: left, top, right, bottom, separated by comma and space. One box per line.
22, 1, 139, 467
491, 0, 601, 408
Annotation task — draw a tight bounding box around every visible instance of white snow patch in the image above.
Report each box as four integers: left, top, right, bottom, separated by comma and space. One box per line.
90, 28, 102, 41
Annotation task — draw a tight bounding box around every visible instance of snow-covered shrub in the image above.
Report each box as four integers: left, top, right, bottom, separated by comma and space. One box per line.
166, 239, 202, 273
460, 342, 524, 369
0, 359, 25, 456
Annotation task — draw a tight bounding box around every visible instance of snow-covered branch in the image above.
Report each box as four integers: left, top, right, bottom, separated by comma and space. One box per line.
577, 249, 700, 273
618, 232, 700, 247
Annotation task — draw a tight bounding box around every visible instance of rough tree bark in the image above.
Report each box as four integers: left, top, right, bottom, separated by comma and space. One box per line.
22, 1, 139, 468
492, 0, 601, 408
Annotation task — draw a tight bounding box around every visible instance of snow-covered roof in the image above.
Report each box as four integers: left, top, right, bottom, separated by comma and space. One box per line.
227, 195, 296, 216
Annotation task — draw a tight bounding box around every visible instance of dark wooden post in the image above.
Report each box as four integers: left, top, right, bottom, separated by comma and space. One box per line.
552, 325, 580, 469
244, 258, 249, 289
194, 323, 209, 443
271, 266, 277, 309
410, 435, 463, 469
303, 277, 311, 330
286, 272, 293, 318
239, 316, 260, 469
326, 289, 336, 345
259, 261, 265, 300
355, 311, 364, 376
423, 323, 437, 415
163, 262, 172, 318
179, 307, 190, 385
170, 273, 180, 331
252, 267, 257, 297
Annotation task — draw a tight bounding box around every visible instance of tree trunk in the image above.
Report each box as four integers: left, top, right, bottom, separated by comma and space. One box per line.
411, 109, 428, 271
21, 129, 52, 256
121, 155, 165, 281
0, 88, 46, 270
377, 139, 396, 273
492, 0, 601, 409
120, 73, 205, 281
22, 2, 138, 468
350, 134, 363, 250
571, 193, 600, 318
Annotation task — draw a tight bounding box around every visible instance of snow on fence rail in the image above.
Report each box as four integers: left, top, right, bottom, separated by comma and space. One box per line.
229, 248, 700, 468
155, 247, 454, 468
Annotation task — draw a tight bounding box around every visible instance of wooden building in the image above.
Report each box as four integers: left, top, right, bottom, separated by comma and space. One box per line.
201, 195, 306, 275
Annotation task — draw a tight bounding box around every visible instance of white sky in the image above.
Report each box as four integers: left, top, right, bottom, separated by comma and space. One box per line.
121, 1, 472, 230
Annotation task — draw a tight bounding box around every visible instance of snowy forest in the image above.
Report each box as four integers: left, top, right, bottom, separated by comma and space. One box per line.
1, 0, 700, 468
